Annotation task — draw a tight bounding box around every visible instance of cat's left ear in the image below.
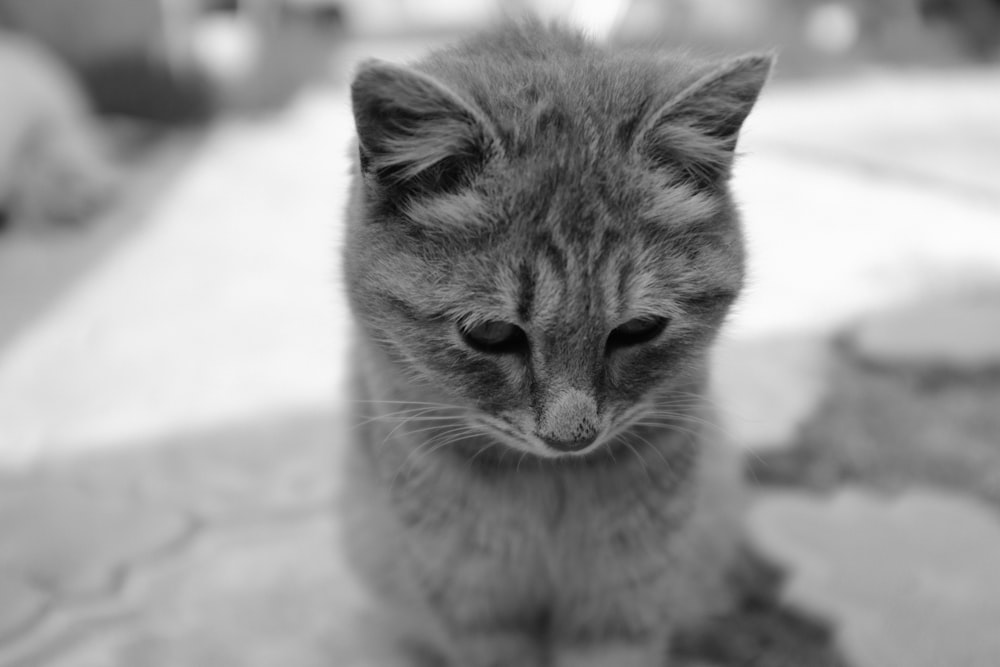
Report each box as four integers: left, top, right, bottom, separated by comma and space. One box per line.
635, 54, 774, 190
351, 59, 498, 194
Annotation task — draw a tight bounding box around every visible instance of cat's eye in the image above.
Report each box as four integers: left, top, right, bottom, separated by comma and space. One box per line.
460, 320, 529, 354
606, 316, 669, 351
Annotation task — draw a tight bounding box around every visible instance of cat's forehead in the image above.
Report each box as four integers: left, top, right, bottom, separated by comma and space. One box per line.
451, 150, 724, 243
461, 210, 693, 327
428, 47, 702, 134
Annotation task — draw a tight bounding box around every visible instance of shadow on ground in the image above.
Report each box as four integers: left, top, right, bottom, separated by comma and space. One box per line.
0, 407, 363, 667
749, 287, 1000, 511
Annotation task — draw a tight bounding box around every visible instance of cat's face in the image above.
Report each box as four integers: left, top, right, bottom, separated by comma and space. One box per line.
345, 28, 771, 459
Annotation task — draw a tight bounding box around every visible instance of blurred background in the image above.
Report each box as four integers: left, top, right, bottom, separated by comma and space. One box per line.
1, 2, 999, 666
0, 0, 997, 237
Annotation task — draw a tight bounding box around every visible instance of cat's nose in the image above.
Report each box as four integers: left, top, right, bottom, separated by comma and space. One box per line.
537, 388, 600, 453
541, 434, 597, 452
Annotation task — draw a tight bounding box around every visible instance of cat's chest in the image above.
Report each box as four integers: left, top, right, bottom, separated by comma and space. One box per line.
392, 456, 696, 596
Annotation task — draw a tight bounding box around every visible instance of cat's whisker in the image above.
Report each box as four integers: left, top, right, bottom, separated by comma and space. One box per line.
515, 450, 530, 474
605, 444, 617, 465
391, 424, 481, 488
604, 404, 657, 443
496, 445, 511, 468
354, 405, 442, 419
636, 408, 714, 428
378, 411, 448, 450
351, 399, 464, 412
743, 446, 763, 484
617, 435, 652, 482
364, 414, 467, 429
637, 404, 728, 429
406, 428, 483, 469
635, 411, 717, 433
651, 390, 729, 411
631, 419, 705, 443
405, 433, 471, 466
353, 400, 464, 442
635, 412, 735, 441
380, 416, 471, 492
351, 399, 459, 406
466, 441, 499, 468
627, 429, 674, 474
353, 406, 454, 430
643, 399, 719, 416
396, 425, 465, 449
606, 402, 708, 448
663, 396, 749, 425
397, 420, 476, 449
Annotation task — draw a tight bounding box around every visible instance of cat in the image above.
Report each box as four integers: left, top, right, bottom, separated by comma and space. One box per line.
339, 20, 771, 667
0, 29, 117, 230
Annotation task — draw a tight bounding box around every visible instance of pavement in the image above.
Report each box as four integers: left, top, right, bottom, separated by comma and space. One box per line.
1, 41, 1000, 666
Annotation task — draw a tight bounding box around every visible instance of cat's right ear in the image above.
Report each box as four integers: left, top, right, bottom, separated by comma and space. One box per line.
350, 60, 498, 194
634, 54, 773, 191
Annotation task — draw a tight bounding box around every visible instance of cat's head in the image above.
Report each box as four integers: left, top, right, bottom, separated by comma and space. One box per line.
345, 27, 772, 459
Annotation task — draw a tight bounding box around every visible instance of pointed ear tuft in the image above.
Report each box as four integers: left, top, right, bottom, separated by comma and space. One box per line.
351, 60, 497, 195
635, 53, 774, 190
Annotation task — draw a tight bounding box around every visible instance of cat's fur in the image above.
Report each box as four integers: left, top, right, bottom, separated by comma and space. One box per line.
0, 30, 116, 229
340, 21, 771, 667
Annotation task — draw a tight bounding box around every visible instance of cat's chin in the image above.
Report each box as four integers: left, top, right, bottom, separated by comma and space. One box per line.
455, 436, 637, 474
477, 429, 560, 459
474, 425, 611, 462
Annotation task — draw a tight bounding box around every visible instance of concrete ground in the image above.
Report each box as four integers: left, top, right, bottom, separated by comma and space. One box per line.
1, 38, 999, 666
